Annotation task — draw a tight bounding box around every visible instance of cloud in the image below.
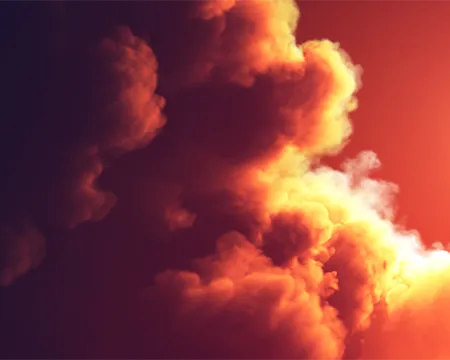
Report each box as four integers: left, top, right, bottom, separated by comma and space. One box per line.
0, 25, 165, 286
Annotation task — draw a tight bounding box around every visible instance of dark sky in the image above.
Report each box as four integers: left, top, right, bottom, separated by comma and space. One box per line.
1, 1, 450, 359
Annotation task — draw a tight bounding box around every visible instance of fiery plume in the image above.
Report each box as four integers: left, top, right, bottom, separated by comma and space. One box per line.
2, 1, 450, 359
142, 1, 450, 359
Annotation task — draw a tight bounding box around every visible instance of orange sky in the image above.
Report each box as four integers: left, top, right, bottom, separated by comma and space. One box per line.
297, 1, 450, 246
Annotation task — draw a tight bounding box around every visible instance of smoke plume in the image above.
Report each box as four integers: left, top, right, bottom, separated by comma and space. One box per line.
3, 1, 450, 359
132, 1, 450, 359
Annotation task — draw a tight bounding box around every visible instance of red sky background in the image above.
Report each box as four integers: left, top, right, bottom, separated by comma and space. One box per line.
299, 1, 450, 245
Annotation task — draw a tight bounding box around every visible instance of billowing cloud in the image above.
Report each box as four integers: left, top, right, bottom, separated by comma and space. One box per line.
4, 1, 450, 359
0, 26, 165, 286
134, 1, 450, 359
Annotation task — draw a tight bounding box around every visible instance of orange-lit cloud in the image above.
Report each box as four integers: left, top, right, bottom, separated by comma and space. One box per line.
150, 231, 346, 359
142, 0, 450, 358
3, 1, 450, 358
